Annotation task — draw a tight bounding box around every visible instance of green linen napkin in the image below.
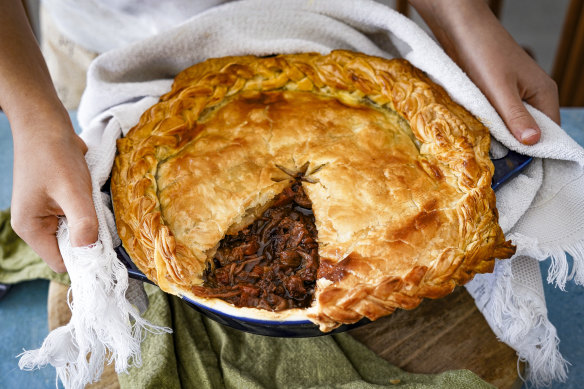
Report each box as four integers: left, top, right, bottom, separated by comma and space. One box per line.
0, 208, 493, 389
121, 284, 495, 389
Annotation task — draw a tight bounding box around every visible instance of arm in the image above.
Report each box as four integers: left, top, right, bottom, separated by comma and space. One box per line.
0, 0, 98, 272
409, 0, 560, 145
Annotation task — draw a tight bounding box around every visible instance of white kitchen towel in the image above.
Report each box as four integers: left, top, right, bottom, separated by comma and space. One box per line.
19, 0, 584, 387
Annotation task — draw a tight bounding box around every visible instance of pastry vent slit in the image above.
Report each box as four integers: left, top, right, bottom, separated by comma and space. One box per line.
275, 161, 328, 184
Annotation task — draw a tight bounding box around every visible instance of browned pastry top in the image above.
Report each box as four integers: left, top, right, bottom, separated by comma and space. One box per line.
111, 50, 515, 331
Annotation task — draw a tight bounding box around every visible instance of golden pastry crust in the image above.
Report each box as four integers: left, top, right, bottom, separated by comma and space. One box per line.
111, 50, 515, 331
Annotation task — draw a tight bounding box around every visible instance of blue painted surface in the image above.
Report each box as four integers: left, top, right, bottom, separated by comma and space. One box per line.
0, 110, 583, 388
561, 108, 584, 145
0, 114, 13, 211
0, 280, 56, 389
538, 263, 584, 389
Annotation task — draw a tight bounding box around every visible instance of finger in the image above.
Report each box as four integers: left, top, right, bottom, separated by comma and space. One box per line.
11, 214, 67, 273
490, 88, 541, 145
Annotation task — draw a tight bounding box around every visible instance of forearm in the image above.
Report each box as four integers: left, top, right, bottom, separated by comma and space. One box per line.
0, 0, 70, 135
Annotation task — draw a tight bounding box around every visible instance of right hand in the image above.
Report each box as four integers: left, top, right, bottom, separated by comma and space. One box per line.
408, 0, 560, 145
10, 116, 98, 273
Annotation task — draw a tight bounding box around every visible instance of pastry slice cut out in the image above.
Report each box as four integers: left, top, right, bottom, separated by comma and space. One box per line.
195, 178, 319, 311
111, 51, 516, 331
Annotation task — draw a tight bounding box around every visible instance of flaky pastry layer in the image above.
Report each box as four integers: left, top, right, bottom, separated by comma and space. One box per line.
111, 50, 515, 331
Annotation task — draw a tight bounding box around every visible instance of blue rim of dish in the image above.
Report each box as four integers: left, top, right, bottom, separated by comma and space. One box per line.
109, 150, 532, 337
491, 150, 532, 190
114, 243, 371, 337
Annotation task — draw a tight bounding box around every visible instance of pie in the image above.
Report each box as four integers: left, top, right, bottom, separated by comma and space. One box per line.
111, 50, 515, 332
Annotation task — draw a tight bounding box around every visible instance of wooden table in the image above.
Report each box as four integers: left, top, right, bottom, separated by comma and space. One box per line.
349, 287, 523, 389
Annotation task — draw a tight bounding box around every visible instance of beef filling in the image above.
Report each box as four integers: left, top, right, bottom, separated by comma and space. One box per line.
198, 181, 319, 311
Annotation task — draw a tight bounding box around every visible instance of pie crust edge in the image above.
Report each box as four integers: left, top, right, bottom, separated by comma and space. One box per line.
111, 50, 516, 331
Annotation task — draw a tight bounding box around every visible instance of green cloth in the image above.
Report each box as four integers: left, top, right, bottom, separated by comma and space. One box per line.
0, 209, 493, 389
0, 209, 69, 284
122, 284, 495, 389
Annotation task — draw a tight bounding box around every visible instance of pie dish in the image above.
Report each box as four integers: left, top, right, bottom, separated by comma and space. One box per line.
111, 50, 515, 332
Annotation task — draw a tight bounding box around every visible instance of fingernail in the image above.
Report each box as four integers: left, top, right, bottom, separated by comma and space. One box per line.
520, 128, 539, 143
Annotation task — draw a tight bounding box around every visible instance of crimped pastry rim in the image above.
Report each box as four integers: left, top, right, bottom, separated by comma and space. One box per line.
111, 50, 515, 331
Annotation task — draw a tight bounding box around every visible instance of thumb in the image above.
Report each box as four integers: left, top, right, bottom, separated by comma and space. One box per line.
494, 93, 541, 145
60, 190, 99, 248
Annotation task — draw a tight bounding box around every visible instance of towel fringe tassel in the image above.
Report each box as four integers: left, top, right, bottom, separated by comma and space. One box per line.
17, 224, 171, 389
488, 257, 570, 388
513, 234, 584, 290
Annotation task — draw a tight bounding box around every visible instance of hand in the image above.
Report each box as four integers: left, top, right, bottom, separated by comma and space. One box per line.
10, 115, 98, 272
1, 0, 98, 272
409, 0, 560, 145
